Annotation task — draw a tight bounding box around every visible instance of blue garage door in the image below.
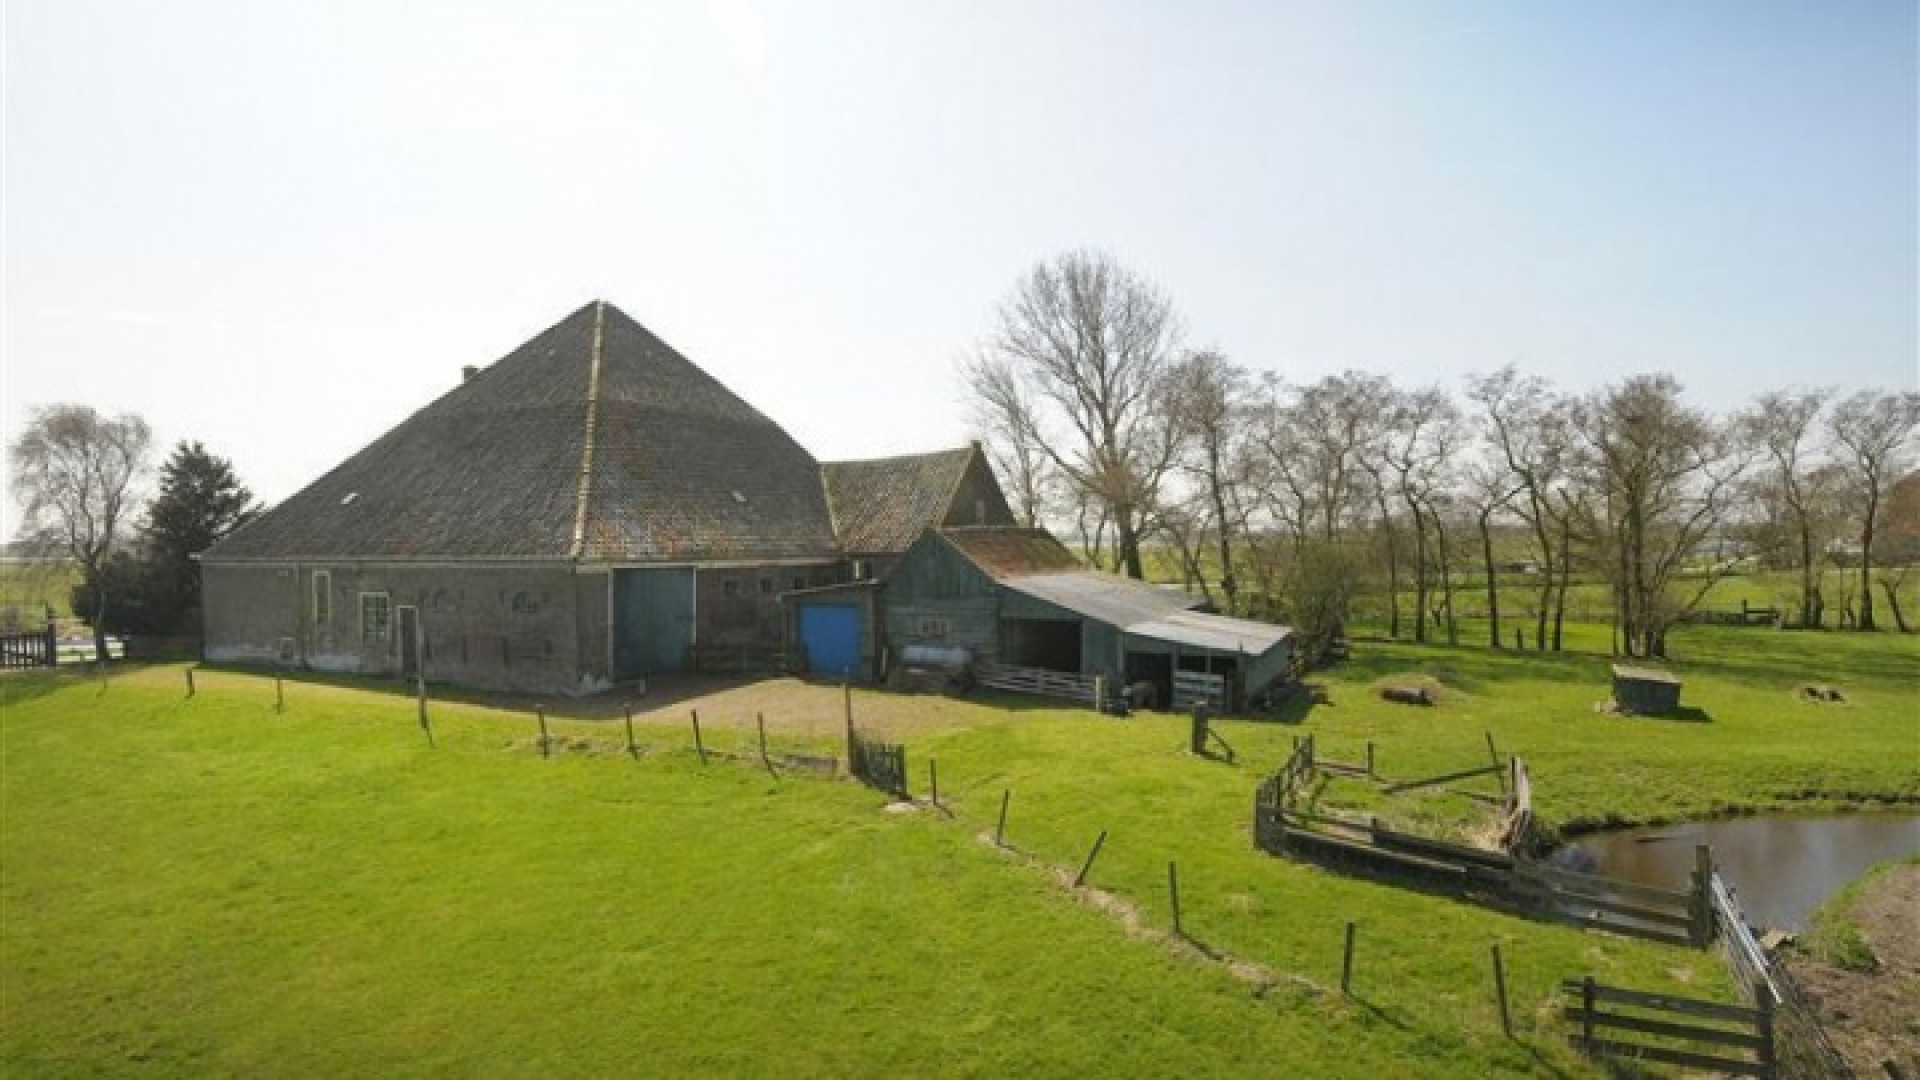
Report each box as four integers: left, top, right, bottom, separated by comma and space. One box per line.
798, 604, 861, 677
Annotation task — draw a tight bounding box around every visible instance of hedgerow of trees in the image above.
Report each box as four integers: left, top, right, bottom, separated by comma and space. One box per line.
964, 251, 1920, 658
10, 408, 260, 649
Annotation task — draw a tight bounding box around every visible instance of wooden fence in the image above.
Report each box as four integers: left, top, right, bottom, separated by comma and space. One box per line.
0, 626, 57, 669
848, 730, 907, 799
974, 663, 1098, 705
1513, 856, 1710, 947
1564, 977, 1775, 1078
1252, 745, 1712, 947
1171, 670, 1227, 712
1709, 872, 1853, 1079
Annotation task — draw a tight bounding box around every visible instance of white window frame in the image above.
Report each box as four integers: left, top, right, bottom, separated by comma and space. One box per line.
312, 570, 332, 626
360, 592, 392, 643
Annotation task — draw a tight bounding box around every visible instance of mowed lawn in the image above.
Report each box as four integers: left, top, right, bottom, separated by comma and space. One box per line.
4, 625, 1914, 1078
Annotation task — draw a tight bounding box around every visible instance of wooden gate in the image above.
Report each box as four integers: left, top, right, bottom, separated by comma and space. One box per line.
0, 626, 57, 669
1564, 977, 1774, 1078
849, 731, 907, 799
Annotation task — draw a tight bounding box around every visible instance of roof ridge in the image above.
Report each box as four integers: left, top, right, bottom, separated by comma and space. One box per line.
569, 301, 606, 558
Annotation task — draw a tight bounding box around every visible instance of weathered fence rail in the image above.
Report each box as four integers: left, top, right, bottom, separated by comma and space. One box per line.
1710, 872, 1853, 1079
1564, 977, 1775, 1079
0, 626, 57, 669
974, 663, 1098, 705
1253, 743, 1713, 947
1171, 670, 1226, 711
848, 730, 907, 799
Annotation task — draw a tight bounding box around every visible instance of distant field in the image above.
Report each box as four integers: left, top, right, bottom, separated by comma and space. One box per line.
4, 625, 1913, 1077
0, 561, 77, 622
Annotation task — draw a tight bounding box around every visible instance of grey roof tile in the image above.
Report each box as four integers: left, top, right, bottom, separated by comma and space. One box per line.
206, 302, 838, 563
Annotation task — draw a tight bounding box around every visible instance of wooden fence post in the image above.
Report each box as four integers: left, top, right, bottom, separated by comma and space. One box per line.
1581, 976, 1596, 1051
1756, 986, 1776, 1080
1341, 922, 1357, 996
691, 709, 707, 765
928, 758, 940, 808
1691, 844, 1715, 946
275, 675, 284, 713
417, 677, 433, 748
624, 707, 637, 758
1168, 861, 1183, 938
1491, 944, 1512, 1038
537, 707, 550, 758
757, 713, 777, 777
995, 789, 1011, 847
842, 680, 855, 764
1487, 732, 1507, 793
1073, 829, 1108, 887
185, 668, 196, 698
1365, 740, 1375, 778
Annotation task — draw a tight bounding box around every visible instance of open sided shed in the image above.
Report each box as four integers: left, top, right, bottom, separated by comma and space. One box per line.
884, 527, 1294, 710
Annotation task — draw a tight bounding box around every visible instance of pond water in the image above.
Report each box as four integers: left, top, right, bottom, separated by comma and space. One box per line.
1568, 813, 1920, 932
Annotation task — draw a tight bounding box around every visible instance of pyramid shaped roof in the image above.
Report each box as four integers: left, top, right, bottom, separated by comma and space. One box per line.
206, 302, 839, 563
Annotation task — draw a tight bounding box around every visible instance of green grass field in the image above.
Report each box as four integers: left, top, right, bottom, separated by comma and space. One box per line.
4, 625, 1914, 1077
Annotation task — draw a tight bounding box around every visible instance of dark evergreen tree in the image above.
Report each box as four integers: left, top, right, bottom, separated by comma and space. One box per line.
133, 442, 261, 635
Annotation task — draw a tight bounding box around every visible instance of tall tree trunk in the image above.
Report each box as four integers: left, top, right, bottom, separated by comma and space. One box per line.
1552, 515, 1572, 651
1879, 578, 1910, 633
1433, 511, 1458, 646
1377, 493, 1401, 639
91, 586, 111, 664
1798, 521, 1818, 628
1480, 506, 1501, 649
1117, 509, 1146, 580
1408, 501, 1430, 643
1857, 499, 1878, 631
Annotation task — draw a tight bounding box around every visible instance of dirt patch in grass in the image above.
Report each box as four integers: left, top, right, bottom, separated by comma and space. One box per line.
1780, 863, 1920, 1077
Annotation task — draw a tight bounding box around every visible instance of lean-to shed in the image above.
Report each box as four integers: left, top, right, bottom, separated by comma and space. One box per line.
884, 527, 1294, 710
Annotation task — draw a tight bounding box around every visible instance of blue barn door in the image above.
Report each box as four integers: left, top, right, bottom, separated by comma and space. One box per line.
798, 603, 861, 678
613, 568, 695, 680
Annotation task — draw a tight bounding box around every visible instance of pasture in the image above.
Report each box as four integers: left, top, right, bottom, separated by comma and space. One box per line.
3, 624, 1913, 1077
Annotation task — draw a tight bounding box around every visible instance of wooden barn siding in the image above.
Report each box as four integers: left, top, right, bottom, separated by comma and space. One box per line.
882, 531, 1004, 663
940, 455, 1018, 529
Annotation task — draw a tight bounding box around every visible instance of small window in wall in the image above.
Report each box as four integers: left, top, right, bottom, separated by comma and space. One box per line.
918, 617, 952, 641
313, 571, 331, 626
360, 592, 392, 642
792, 576, 806, 592
723, 578, 740, 598
759, 577, 775, 595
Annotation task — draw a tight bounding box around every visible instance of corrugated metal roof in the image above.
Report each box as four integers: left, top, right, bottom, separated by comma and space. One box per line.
1001, 571, 1201, 627
1126, 610, 1293, 654
1002, 570, 1293, 657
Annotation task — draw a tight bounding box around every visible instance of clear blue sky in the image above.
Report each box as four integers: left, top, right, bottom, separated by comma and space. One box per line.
3, 1, 1914, 525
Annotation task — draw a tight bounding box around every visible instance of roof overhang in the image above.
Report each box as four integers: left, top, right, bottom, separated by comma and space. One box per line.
1125, 610, 1293, 655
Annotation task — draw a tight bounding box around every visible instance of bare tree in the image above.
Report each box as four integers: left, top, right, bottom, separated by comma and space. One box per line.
1827, 389, 1920, 632
9, 404, 154, 661
1168, 350, 1252, 611
1465, 458, 1524, 649
1379, 386, 1462, 643
1575, 376, 1747, 658
1468, 365, 1579, 650
1734, 389, 1834, 627
965, 356, 1058, 528
962, 251, 1184, 578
